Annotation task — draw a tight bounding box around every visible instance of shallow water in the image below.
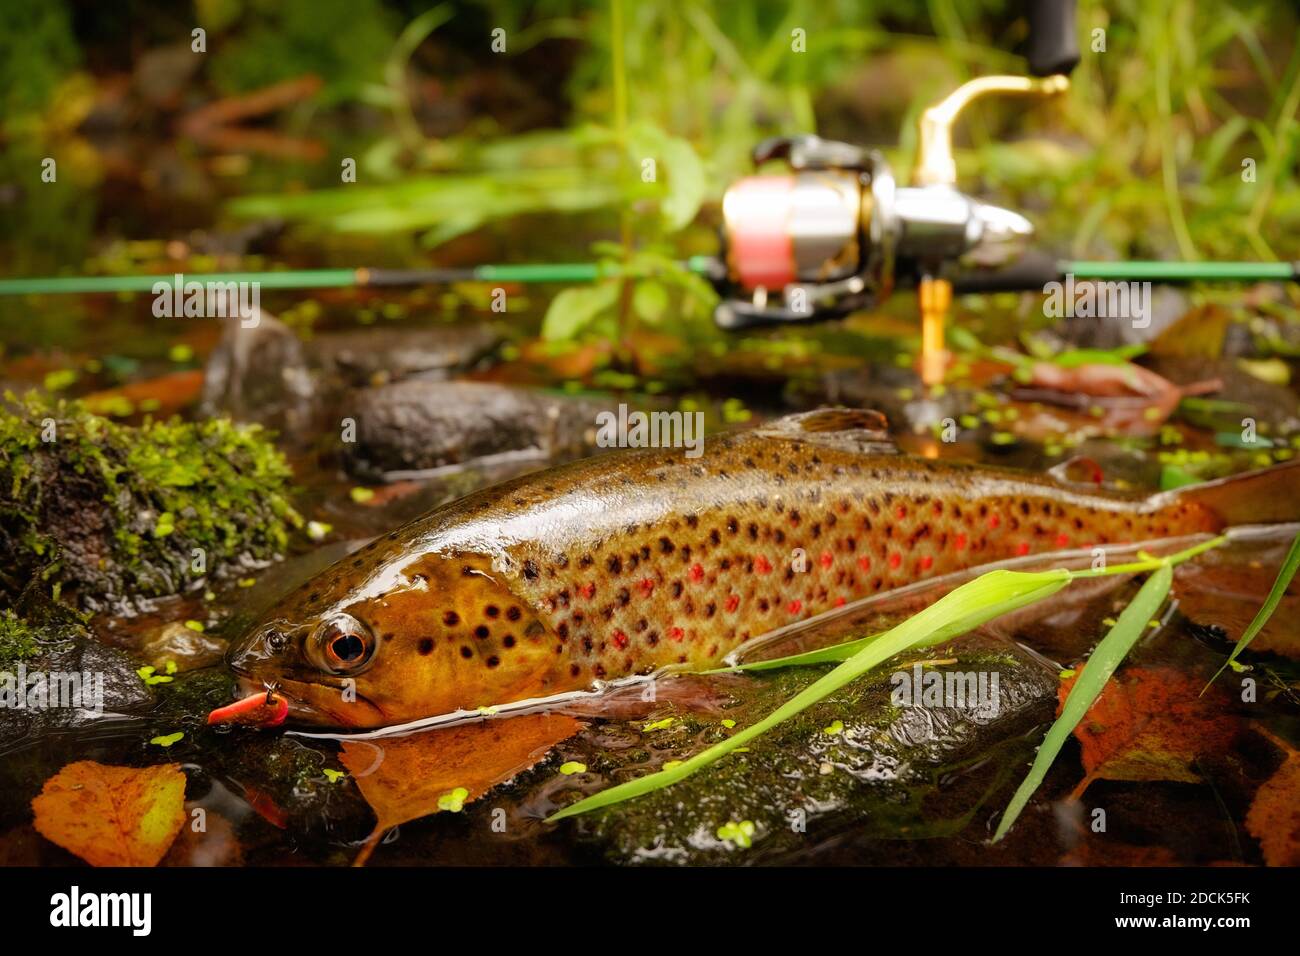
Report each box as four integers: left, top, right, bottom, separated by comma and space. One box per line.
2, 483, 1295, 866
3, 146, 1298, 867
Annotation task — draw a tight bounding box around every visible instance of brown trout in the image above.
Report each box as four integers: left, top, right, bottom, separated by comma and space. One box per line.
221, 408, 1299, 727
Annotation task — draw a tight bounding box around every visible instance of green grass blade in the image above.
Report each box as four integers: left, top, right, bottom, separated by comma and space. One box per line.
723, 535, 1226, 674
715, 586, 1069, 673
992, 563, 1174, 842
549, 568, 1070, 822
1203, 529, 1300, 694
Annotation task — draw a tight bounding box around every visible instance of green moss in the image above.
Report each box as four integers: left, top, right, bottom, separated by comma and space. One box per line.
0, 391, 301, 609
0, 610, 40, 667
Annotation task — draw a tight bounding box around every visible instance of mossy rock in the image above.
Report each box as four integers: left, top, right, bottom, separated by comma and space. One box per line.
0, 390, 301, 611
541, 636, 1059, 865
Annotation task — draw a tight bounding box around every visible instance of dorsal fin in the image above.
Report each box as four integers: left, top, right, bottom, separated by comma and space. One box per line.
756, 407, 897, 454
1047, 455, 1105, 488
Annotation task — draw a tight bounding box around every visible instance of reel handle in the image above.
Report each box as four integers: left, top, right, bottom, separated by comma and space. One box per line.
1027, 0, 1080, 77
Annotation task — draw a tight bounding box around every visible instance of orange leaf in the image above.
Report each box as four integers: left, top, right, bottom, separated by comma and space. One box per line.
1246, 732, 1300, 866
32, 761, 187, 867
1060, 666, 1236, 798
84, 370, 205, 418
339, 713, 582, 865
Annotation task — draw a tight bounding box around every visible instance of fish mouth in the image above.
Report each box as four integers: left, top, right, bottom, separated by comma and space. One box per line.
224, 674, 388, 728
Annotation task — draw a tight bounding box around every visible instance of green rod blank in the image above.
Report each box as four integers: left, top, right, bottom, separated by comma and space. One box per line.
1066, 260, 1297, 282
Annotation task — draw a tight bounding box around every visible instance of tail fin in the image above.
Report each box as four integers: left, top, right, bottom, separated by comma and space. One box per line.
1158, 457, 1300, 527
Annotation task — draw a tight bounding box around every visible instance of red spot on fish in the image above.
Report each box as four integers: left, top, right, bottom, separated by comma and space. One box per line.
1055, 533, 1070, 547
895, 505, 907, 520
819, 550, 834, 569
857, 556, 871, 572
953, 533, 968, 551
689, 563, 704, 582
668, 627, 684, 642
725, 594, 740, 613
754, 555, 772, 575
834, 596, 846, 607
920, 555, 933, 571
580, 582, 596, 599
1016, 542, 1030, 556
612, 630, 629, 649
888, 553, 901, 570
988, 514, 1001, 530
787, 599, 802, 615
639, 577, 655, 596
933, 502, 943, 515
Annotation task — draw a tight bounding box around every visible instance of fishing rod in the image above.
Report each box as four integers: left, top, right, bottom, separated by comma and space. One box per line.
2, 0, 1295, 379
1, 256, 1291, 298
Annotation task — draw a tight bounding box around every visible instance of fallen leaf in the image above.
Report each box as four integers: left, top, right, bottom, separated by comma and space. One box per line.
84, 370, 205, 418
1012, 362, 1221, 438
32, 761, 187, 866
339, 713, 582, 865
1245, 730, 1300, 866
1060, 666, 1237, 798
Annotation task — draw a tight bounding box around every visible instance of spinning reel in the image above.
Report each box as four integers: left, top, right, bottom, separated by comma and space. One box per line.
711, 0, 1081, 382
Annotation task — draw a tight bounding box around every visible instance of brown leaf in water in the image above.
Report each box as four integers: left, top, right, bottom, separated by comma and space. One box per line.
1245, 731, 1300, 866
1060, 666, 1237, 798
31, 761, 187, 867
1013, 362, 1220, 438
340, 713, 582, 865
84, 369, 205, 418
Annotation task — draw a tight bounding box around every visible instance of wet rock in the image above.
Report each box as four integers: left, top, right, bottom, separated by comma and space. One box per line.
141, 621, 228, 672
308, 325, 501, 387
536, 633, 1059, 865
201, 318, 504, 433
200, 313, 315, 432
343, 380, 610, 479
0, 591, 153, 749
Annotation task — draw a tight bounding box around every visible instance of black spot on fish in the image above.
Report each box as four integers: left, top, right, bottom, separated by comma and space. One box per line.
486, 656, 500, 668
460, 646, 473, 658
418, 638, 434, 655
523, 560, 539, 580
475, 625, 490, 639
443, 610, 459, 626
486, 605, 500, 618
507, 605, 522, 621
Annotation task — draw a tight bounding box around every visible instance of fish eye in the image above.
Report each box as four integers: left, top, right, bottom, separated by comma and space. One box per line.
266, 630, 288, 652
308, 614, 376, 674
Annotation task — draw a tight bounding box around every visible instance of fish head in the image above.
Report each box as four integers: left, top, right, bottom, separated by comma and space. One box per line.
224, 539, 562, 728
